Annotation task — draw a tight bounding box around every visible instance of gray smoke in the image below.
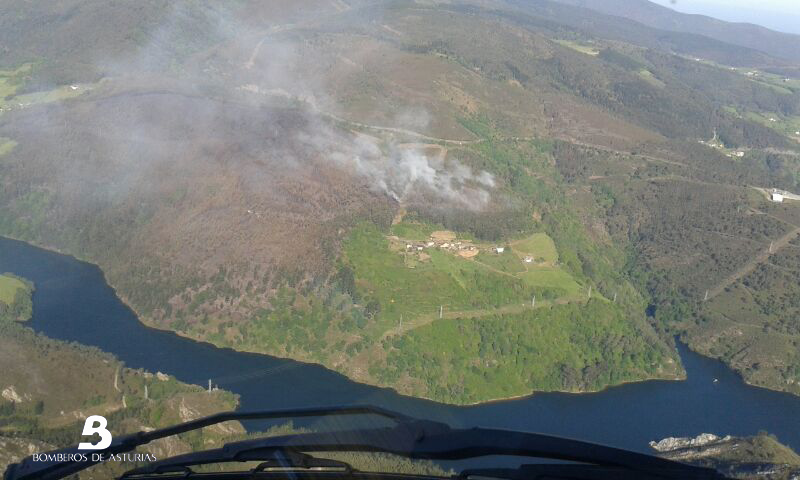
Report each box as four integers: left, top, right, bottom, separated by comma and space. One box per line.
31, 1, 498, 211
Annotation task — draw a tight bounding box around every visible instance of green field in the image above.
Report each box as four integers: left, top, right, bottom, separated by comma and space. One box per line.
638, 69, 665, 88
0, 63, 87, 116
0, 274, 33, 323
14, 85, 85, 105
553, 39, 600, 56
344, 224, 585, 327
518, 268, 584, 297
512, 232, 559, 263
344, 224, 549, 326
474, 250, 525, 273
389, 221, 437, 241
0, 64, 32, 109
0, 274, 27, 304
737, 110, 800, 138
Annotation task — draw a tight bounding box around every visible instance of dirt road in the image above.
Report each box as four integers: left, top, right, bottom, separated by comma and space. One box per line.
707, 225, 800, 300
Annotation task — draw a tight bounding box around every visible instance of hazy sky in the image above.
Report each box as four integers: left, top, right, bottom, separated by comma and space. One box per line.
650, 0, 800, 34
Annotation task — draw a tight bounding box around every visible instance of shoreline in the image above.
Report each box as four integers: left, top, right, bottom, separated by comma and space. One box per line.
3, 234, 796, 406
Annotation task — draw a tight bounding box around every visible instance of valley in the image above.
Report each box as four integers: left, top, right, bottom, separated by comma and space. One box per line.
4, 236, 800, 459
0, 0, 798, 407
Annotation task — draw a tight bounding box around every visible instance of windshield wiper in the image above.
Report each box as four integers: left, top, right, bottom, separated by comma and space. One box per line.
3, 405, 729, 480
122, 449, 352, 479
3, 405, 407, 480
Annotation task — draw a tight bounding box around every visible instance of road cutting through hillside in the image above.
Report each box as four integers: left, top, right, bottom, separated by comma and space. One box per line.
378, 295, 586, 340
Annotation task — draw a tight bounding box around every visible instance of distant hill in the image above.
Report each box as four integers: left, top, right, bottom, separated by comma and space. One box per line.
550, 0, 800, 63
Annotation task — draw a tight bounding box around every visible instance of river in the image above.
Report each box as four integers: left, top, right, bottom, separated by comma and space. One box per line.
2, 235, 800, 460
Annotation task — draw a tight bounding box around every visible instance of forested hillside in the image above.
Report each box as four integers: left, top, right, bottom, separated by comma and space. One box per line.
0, 0, 798, 403
0, 275, 241, 475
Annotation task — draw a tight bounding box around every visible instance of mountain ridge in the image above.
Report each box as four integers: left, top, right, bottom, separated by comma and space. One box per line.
549, 0, 800, 63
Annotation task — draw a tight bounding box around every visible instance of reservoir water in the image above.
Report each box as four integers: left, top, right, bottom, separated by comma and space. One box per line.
2, 235, 800, 459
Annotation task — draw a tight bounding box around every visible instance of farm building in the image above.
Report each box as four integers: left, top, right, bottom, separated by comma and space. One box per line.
494, 247, 505, 254
771, 192, 784, 203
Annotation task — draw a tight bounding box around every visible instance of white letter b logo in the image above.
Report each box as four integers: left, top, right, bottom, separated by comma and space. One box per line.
78, 415, 112, 450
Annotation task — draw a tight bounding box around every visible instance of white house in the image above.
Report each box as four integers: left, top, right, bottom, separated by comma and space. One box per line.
771, 192, 784, 203
494, 247, 505, 254
524, 256, 534, 263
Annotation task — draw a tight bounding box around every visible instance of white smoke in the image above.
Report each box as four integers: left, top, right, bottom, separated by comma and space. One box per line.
26, 2, 498, 212
298, 124, 495, 210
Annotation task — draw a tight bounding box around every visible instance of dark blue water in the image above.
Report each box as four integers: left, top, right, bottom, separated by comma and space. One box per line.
2, 235, 800, 459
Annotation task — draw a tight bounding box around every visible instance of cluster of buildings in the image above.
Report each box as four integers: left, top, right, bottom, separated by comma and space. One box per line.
402, 239, 538, 264
404, 240, 513, 258
405, 240, 478, 253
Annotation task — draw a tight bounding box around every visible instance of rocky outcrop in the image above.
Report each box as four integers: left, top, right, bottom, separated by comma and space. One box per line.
650, 433, 731, 453
1, 385, 30, 404
650, 434, 800, 480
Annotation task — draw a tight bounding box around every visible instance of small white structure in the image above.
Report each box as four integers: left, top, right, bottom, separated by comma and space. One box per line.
406, 244, 413, 250
494, 247, 505, 254
441, 243, 450, 248
734, 151, 745, 158
771, 192, 784, 203
416, 246, 424, 251
426, 241, 435, 247
70, 85, 79, 91
524, 256, 534, 263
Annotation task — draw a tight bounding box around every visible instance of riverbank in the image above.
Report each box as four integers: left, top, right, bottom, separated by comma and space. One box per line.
3, 235, 800, 456
0, 233, 689, 406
